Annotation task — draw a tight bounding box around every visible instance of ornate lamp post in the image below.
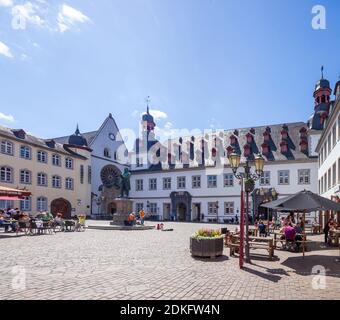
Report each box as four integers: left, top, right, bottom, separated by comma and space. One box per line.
229, 152, 265, 264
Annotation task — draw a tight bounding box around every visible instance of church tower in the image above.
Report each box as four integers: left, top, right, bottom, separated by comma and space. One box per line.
309, 66, 332, 130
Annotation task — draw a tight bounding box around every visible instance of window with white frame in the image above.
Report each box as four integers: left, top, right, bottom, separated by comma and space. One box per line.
88, 166, 92, 184
327, 134, 331, 155
37, 197, 48, 211
208, 202, 218, 215
37, 172, 47, 186
52, 175, 61, 188
298, 169, 310, 185
52, 154, 61, 166
80, 165, 84, 184
278, 170, 289, 185
0, 166, 13, 183
136, 179, 144, 191
332, 124, 337, 148
65, 178, 74, 190
65, 158, 73, 169
224, 202, 234, 215
207, 175, 217, 188
1, 141, 13, 155
260, 171, 270, 185
338, 158, 340, 184
149, 203, 157, 214
149, 178, 157, 190
177, 176, 186, 189
163, 177, 171, 190
20, 196, 31, 211
20, 170, 31, 184
332, 162, 336, 187
0, 200, 14, 209
327, 168, 331, 190
37, 150, 47, 163
224, 173, 234, 187
192, 175, 201, 188
20, 145, 31, 159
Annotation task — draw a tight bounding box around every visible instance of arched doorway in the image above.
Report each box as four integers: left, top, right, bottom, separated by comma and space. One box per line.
108, 202, 117, 215
177, 203, 187, 221
51, 198, 72, 219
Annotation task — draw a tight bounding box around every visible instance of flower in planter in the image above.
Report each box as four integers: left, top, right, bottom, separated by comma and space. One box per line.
192, 228, 222, 240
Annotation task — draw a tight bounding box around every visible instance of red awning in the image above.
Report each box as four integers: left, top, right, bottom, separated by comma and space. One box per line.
0, 186, 31, 197
0, 196, 23, 201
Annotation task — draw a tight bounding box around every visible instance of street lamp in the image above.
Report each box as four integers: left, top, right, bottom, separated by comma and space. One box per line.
229, 152, 265, 264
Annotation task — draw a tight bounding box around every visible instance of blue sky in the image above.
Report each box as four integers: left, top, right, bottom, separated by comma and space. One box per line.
0, 0, 339, 146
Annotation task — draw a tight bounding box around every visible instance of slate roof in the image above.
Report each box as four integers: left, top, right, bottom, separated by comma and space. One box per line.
133, 121, 315, 172
0, 125, 87, 159
54, 131, 97, 146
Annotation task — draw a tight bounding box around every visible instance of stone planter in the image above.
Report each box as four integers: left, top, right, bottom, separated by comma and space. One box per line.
190, 237, 224, 259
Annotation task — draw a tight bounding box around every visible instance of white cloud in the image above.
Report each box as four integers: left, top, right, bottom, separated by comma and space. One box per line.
0, 112, 15, 122
0, 0, 13, 7
164, 121, 173, 130
57, 4, 90, 33
149, 109, 167, 120
0, 41, 13, 58
11, 2, 45, 27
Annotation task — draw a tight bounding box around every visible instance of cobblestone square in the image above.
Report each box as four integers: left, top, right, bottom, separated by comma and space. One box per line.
0, 221, 339, 300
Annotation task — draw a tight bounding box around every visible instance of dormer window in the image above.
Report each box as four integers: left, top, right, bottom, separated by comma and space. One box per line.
244, 144, 251, 157
263, 131, 270, 142
226, 146, 233, 157
300, 140, 308, 153
261, 143, 269, 155
45, 139, 56, 148
246, 133, 253, 143
299, 127, 307, 139
230, 135, 237, 145
281, 129, 288, 139
12, 129, 26, 139
280, 141, 288, 153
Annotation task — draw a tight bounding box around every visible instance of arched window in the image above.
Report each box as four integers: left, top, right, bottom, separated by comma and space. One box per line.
0, 166, 13, 183
20, 145, 31, 159
321, 95, 326, 103
1, 141, 13, 155
37, 197, 48, 212
37, 150, 48, 163
20, 170, 31, 184
104, 148, 110, 158
37, 172, 48, 186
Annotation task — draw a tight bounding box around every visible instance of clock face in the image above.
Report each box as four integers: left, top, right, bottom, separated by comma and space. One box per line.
109, 133, 116, 141
100, 165, 120, 188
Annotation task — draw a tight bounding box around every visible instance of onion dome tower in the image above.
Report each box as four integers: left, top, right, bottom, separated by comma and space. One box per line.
308, 66, 332, 130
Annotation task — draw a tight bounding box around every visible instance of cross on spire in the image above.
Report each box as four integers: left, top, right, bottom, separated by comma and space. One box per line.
321, 65, 324, 79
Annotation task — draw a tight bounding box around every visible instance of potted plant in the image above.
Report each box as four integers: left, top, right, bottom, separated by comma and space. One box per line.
190, 228, 224, 258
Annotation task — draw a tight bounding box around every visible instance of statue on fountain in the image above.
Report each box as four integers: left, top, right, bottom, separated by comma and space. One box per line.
119, 168, 131, 198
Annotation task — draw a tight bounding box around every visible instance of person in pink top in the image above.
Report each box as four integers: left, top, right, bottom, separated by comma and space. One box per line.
284, 223, 296, 241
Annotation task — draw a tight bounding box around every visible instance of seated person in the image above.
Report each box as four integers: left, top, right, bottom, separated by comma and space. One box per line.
294, 223, 303, 250
258, 220, 267, 237
0, 213, 10, 232
54, 213, 65, 231
284, 223, 296, 245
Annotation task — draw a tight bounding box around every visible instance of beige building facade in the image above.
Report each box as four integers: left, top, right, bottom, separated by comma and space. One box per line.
0, 126, 92, 218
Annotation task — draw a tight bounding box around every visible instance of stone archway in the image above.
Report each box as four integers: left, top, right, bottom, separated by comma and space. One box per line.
51, 198, 72, 219
170, 191, 192, 222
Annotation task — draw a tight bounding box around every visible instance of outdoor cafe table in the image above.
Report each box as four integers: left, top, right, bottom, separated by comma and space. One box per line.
248, 226, 258, 237
273, 231, 308, 251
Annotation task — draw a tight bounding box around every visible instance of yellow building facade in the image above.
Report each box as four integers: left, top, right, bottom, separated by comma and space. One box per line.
0, 126, 92, 217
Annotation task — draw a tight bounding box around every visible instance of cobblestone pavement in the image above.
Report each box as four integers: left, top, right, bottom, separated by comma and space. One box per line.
0, 221, 339, 300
